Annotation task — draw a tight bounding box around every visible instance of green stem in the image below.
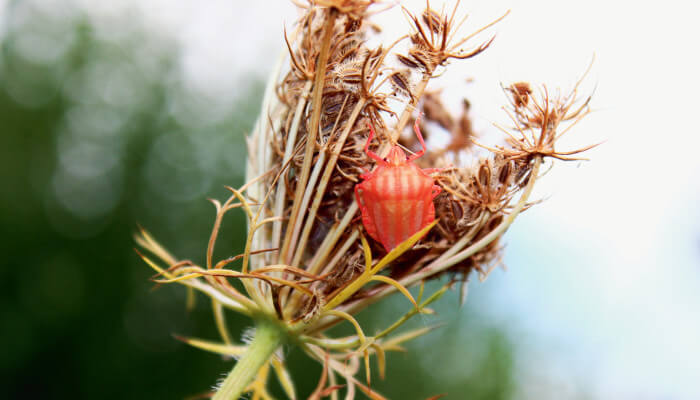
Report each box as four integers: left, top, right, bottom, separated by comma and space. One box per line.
212, 322, 284, 400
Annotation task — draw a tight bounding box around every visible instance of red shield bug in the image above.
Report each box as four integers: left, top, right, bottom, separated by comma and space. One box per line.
355, 116, 442, 252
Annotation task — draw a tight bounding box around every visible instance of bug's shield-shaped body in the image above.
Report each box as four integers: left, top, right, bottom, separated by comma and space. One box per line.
355, 162, 439, 252
355, 117, 441, 252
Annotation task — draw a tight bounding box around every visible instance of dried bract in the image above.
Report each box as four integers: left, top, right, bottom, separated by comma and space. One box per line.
399, 1, 509, 75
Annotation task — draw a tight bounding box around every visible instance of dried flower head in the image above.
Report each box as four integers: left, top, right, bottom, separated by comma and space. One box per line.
136, 1, 596, 399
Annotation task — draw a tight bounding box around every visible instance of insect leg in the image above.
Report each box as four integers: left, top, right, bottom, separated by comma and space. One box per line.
431, 184, 442, 199
359, 167, 371, 180
406, 113, 427, 162
364, 122, 386, 164
422, 168, 443, 175
355, 184, 379, 239
352, 185, 365, 223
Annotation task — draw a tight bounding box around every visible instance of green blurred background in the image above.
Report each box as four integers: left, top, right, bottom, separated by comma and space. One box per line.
0, 2, 517, 399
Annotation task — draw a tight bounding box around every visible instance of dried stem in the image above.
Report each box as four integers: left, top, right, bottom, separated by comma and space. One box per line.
272, 80, 313, 252
281, 9, 338, 264
291, 98, 366, 267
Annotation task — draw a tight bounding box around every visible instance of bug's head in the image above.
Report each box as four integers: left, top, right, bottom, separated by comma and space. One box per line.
385, 145, 407, 166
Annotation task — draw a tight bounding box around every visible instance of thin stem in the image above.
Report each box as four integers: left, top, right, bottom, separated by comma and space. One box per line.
284, 151, 327, 265
248, 51, 286, 269
392, 73, 431, 141
426, 211, 489, 268
272, 80, 313, 254
375, 284, 448, 340
281, 9, 338, 264
212, 321, 285, 400
291, 98, 366, 268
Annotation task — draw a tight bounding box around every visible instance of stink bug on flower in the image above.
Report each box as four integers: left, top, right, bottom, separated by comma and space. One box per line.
355, 116, 442, 252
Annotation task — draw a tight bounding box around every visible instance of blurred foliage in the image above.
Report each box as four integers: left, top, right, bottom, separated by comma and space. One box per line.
0, 1, 515, 399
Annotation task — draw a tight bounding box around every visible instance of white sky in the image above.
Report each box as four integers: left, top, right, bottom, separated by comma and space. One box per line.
20, 0, 700, 398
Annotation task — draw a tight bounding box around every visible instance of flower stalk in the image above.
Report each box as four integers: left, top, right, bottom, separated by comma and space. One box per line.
212, 321, 285, 400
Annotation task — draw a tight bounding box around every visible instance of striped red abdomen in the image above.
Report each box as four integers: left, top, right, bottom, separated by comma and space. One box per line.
356, 163, 435, 251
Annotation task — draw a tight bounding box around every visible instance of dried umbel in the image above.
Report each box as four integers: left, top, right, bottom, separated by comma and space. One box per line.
136, 1, 596, 399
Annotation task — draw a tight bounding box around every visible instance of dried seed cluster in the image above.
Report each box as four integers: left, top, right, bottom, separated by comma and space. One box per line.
137, 1, 596, 398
